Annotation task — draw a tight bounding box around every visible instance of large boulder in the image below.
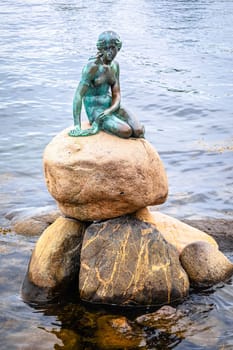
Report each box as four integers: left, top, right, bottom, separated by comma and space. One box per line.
43, 127, 168, 221
135, 208, 218, 253
22, 216, 86, 303
79, 215, 189, 306
180, 241, 233, 288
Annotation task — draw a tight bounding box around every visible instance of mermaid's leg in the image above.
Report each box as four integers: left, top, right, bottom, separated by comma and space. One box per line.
101, 115, 133, 139
117, 107, 145, 138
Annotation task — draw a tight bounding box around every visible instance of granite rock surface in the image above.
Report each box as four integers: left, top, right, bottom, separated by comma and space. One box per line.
180, 241, 233, 287
25, 216, 86, 289
79, 215, 189, 305
135, 208, 218, 253
43, 127, 168, 221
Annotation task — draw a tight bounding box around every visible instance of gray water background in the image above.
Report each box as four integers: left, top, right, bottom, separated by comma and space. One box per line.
0, 0, 233, 349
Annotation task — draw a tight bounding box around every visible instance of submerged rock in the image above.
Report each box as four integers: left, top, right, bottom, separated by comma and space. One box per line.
180, 241, 233, 288
5, 205, 60, 236
96, 315, 145, 349
136, 305, 189, 334
43, 127, 168, 221
135, 304, 221, 348
79, 215, 189, 306
22, 216, 86, 303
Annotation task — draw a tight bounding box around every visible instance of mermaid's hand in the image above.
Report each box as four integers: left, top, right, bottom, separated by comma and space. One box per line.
69, 122, 99, 137
68, 125, 82, 137
95, 110, 110, 124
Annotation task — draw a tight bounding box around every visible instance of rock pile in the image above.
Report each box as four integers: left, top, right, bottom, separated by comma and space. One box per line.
22, 127, 233, 306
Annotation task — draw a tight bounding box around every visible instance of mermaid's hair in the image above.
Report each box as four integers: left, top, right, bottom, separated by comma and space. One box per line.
96, 31, 122, 51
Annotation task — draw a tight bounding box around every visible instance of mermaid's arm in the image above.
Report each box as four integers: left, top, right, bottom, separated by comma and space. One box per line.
70, 121, 99, 137
69, 62, 98, 137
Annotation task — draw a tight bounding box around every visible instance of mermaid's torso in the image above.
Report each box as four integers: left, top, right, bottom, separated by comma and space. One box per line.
82, 60, 118, 120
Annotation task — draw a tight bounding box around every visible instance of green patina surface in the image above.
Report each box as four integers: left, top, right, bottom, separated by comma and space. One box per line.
69, 31, 144, 139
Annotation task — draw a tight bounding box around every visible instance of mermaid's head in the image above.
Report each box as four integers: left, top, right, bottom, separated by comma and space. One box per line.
96, 31, 122, 52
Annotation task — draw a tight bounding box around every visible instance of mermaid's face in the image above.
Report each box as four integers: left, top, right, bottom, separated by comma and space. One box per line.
97, 31, 121, 64
101, 43, 118, 64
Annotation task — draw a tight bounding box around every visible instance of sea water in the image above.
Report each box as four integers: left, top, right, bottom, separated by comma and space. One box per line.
0, 0, 233, 349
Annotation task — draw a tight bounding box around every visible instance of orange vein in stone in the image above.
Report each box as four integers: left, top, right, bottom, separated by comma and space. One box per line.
101, 228, 132, 297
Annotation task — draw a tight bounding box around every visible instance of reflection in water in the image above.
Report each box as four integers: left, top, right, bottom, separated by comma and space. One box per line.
16, 283, 233, 349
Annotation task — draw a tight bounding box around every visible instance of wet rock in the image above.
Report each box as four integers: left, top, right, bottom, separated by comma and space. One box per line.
135, 208, 218, 253
79, 215, 189, 306
5, 205, 60, 236
180, 241, 233, 288
22, 216, 86, 303
13, 219, 50, 236
43, 127, 168, 221
136, 305, 181, 325
135, 305, 221, 348
136, 305, 189, 335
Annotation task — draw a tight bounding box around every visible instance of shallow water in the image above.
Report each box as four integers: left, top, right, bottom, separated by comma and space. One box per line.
0, 0, 233, 349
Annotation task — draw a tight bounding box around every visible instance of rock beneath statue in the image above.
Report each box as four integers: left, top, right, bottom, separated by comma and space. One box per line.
43, 127, 168, 221
22, 216, 86, 303
135, 208, 218, 254
180, 241, 233, 288
79, 215, 189, 306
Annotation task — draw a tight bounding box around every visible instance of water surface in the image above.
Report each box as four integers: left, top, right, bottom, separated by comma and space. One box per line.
0, 0, 233, 348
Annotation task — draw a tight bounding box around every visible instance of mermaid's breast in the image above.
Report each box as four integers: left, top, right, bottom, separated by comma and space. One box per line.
92, 68, 116, 87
